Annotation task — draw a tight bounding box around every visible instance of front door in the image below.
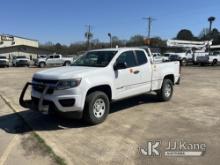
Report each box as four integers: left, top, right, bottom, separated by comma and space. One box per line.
113, 51, 143, 99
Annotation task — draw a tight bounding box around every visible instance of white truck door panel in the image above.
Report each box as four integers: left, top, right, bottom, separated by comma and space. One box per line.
46, 55, 54, 65
54, 55, 61, 66
134, 50, 152, 92
113, 51, 145, 99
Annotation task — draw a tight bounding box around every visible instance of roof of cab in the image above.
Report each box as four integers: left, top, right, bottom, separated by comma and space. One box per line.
89, 47, 149, 52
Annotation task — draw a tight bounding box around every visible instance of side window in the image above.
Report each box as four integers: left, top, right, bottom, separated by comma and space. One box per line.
135, 51, 148, 65
49, 55, 53, 59
116, 51, 137, 68
54, 55, 60, 58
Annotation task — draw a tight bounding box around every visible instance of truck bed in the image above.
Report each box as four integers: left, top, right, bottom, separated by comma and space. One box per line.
151, 61, 180, 90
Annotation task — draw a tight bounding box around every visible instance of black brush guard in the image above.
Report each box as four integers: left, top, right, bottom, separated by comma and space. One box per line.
19, 82, 56, 112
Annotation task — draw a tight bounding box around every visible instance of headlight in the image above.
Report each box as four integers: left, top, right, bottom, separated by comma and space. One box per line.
56, 78, 81, 90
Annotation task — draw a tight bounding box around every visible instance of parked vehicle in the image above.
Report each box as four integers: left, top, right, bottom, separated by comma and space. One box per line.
152, 53, 169, 62
0, 56, 9, 67
12, 56, 30, 67
36, 54, 74, 68
167, 39, 212, 66
20, 47, 181, 125
197, 51, 220, 66
166, 51, 192, 66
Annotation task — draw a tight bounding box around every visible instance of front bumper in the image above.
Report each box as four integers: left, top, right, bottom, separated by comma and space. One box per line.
19, 82, 84, 117
0, 61, 9, 67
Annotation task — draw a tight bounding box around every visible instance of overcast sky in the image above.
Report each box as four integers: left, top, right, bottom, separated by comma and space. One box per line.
1, 0, 219, 45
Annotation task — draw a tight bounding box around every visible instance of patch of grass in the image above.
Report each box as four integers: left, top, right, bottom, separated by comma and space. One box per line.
31, 132, 67, 165
0, 94, 67, 165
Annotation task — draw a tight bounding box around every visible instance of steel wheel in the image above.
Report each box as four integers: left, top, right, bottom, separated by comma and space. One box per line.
164, 83, 172, 98
93, 98, 106, 118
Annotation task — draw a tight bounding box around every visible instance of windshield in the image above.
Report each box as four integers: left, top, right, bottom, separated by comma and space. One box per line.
72, 51, 117, 67
16, 56, 27, 59
0, 56, 6, 59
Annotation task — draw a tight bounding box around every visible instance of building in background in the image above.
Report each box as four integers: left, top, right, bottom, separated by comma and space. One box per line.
0, 34, 52, 60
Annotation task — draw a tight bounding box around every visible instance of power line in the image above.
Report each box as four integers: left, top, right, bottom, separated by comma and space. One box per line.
143, 17, 156, 38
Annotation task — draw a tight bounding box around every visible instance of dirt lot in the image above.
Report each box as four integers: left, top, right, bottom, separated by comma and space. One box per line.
0, 66, 220, 165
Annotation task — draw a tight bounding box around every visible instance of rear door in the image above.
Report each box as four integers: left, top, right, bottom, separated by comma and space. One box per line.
46, 55, 54, 66
54, 55, 62, 66
134, 50, 152, 92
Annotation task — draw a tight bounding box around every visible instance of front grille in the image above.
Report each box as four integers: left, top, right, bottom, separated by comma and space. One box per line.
32, 78, 58, 94
0, 61, 6, 64
17, 60, 28, 64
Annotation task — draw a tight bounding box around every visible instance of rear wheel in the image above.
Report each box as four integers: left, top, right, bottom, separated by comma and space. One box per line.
64, 61, 71, 66
83, 91, 110, 125
157, 79, 173, 101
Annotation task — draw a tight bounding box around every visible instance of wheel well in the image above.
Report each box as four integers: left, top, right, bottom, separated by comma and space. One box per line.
164, 74, 174, 84
213, 59, 217, 62
86, 85, 112, 101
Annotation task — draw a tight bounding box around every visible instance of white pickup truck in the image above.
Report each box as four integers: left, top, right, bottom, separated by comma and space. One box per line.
12, 56, 30, 67
36, 54, 74, 68
20, 48, 181, 124
0, 56, 9, 67
196, 51, 220, 66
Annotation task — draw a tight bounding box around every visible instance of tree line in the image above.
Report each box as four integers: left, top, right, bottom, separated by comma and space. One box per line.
40, 17, 220, 55
39, 35, 166, 55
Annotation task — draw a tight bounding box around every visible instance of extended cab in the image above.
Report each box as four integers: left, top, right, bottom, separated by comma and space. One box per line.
20, 48, 181, 124
36, 54, 74, 68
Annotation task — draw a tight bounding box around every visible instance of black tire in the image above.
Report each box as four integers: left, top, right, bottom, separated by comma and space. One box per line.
39, 62, 46, 68
181, 58, 187, 66
157, 79, 173, 101
212, 59, 217, 66
83, 91, 110, 125
64, 61, 71, 66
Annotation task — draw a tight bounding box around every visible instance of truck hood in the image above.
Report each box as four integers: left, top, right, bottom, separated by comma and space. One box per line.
34, 66, 100, 80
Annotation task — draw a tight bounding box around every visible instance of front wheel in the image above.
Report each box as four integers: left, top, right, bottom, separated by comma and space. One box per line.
157, 79, 173, 101
83, 91, 110, 125
212, 59, 217, 66
39, 62, 46, 68
181, 58, 187, 66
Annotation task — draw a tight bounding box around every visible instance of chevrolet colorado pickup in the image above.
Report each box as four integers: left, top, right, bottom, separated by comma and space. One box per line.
20, 47, 181, 124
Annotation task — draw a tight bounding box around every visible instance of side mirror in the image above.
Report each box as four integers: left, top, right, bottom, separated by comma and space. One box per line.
113, 62, 128, 70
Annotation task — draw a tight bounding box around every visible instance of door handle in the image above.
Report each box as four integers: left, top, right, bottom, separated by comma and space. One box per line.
133, 70, 140, 74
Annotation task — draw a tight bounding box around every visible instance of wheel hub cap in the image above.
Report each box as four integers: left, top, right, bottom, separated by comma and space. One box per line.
164, 84, 171, 97
93, 98, 105, 118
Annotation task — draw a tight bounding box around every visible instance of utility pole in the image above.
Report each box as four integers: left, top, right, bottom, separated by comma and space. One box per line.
85, 25, 92, 50
108, 33, 112, 48
143, 17, 156, 39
